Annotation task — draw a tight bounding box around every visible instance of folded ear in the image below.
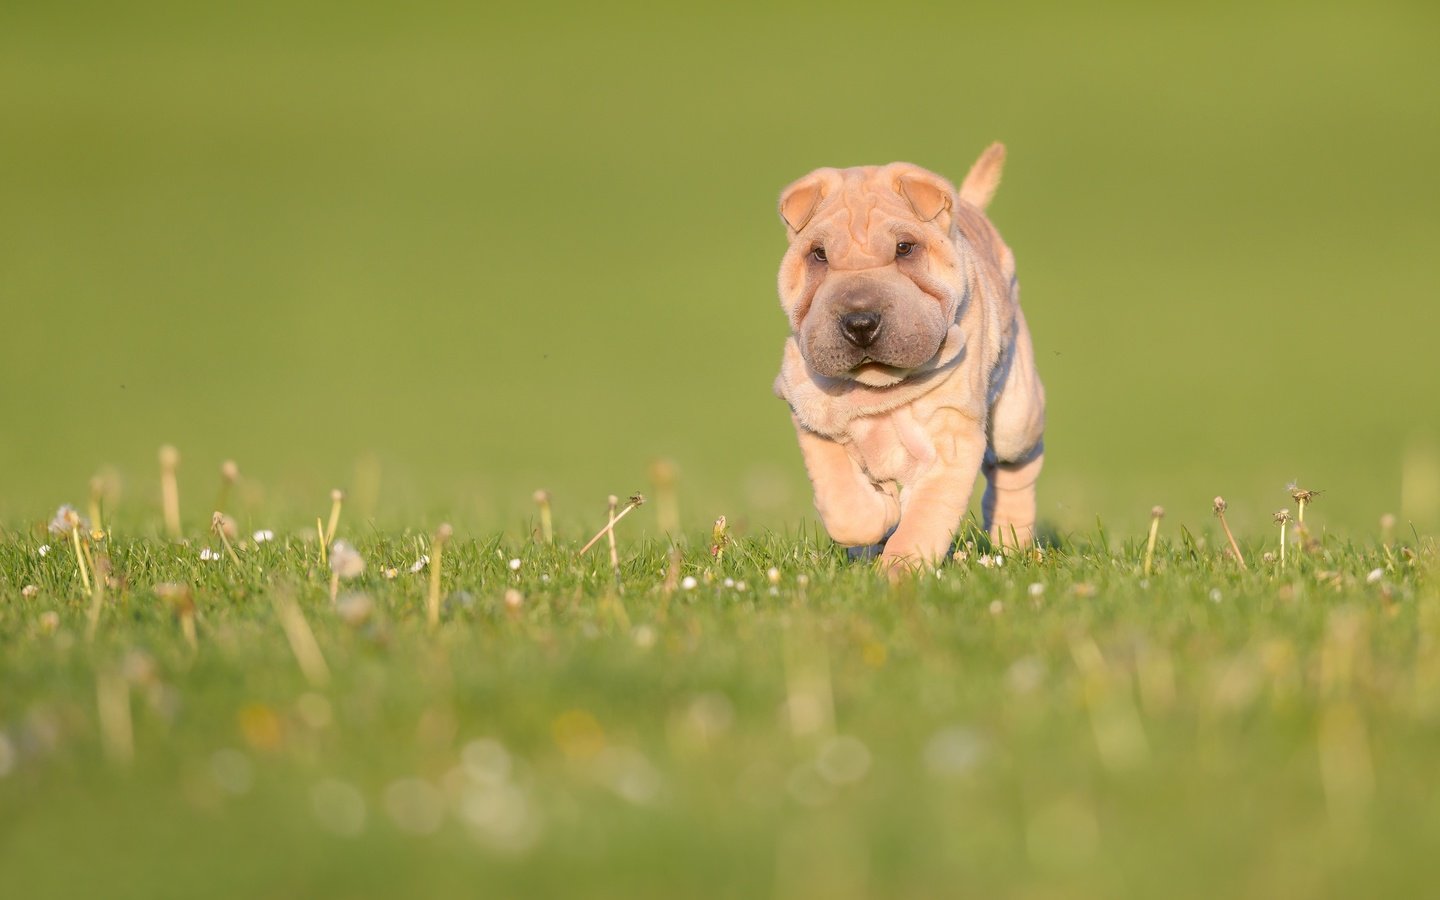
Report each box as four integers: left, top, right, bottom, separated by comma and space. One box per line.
959, 142, 1006, 210
896, 170, 954, 223
778, 170, 835, 232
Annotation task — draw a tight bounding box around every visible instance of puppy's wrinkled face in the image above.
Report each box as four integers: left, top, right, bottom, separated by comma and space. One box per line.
777, 164, 967, 387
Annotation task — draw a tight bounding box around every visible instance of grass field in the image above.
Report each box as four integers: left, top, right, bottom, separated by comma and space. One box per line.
5, 1, 1440, 896
2, 508, 1437, 898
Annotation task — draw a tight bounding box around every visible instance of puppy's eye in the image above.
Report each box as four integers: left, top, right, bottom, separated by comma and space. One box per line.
895, 242, 915, 257
811, 247, 827, 263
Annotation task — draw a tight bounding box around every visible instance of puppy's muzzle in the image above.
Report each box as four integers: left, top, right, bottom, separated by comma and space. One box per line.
839, 311, 882, 349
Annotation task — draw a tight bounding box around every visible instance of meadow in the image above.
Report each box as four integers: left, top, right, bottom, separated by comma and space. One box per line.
1, 501, 1436, 898
3, 0, 1440, 896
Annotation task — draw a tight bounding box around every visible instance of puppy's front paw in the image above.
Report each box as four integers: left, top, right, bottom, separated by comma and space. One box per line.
877, 551, 923, 582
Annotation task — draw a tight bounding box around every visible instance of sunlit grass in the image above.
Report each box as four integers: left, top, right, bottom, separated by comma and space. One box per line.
1, 508, 1436, 898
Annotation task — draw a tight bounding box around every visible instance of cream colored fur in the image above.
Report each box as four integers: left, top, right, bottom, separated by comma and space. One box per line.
773, 144, 1046, 571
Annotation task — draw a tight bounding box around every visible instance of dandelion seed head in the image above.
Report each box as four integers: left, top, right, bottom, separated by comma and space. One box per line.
1212, 496, 1227, 515
508, 558, 522, 572
48, 505, 87, 537
329, 541, 365, 579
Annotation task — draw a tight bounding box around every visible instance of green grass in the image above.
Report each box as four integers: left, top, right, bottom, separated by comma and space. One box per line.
2, 513, 1437, 899
4, 1, 1440, 895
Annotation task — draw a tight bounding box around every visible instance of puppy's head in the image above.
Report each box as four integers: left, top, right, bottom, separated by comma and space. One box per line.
776, 148, 1003, 387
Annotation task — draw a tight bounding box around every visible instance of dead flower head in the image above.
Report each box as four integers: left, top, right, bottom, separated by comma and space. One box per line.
210, 512, 239, 540
1287, 483, 1321, 505
1212, 496, 1227, 515
1273, 509, 1292, 525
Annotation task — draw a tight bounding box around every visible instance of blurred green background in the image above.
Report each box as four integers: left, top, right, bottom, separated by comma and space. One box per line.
3, 0, 1438, 537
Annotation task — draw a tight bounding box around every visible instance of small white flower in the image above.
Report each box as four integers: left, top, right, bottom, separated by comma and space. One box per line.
21, 584, 39, 599
989, 600, 1004, 615
37, 545, 51, 558
253, 529, 275, 543
200, 547, 220, 561
540, 573, 551, 583
766, 567, 780, 585
1366, 568, 1384, 584
508, 558, 522, 572
1210, 588, 1223, 603
723, 578, 735, 588
978, 554, 995, 568
1028, 582, 1045, 597
408, 555, 429, 574
735, 580, 747, 592
681, 576, 698, 591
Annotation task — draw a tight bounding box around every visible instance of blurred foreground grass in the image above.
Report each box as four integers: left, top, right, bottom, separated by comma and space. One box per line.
3, 1, 1440, 533
1, 520, 1438, 898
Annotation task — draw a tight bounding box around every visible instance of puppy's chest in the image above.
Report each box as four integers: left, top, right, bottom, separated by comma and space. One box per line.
844, 407, 938, 484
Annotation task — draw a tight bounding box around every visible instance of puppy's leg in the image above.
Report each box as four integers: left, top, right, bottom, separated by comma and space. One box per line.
881, 410, 988, 570
985, 307, 1046, 549
983, 449, 1043, 548
793, 416, 899, 547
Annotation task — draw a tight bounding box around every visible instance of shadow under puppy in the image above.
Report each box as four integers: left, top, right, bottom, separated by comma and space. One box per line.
773, 144, 1046, 573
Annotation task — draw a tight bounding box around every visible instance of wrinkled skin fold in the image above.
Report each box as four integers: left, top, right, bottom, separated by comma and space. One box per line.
773, 144, 1046, 573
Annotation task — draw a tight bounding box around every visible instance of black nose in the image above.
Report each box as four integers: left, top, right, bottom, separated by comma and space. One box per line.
839, 311, 882, 348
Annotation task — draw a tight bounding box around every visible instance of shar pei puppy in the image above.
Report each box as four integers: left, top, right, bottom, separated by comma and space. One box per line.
773, 144, 1045, 572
